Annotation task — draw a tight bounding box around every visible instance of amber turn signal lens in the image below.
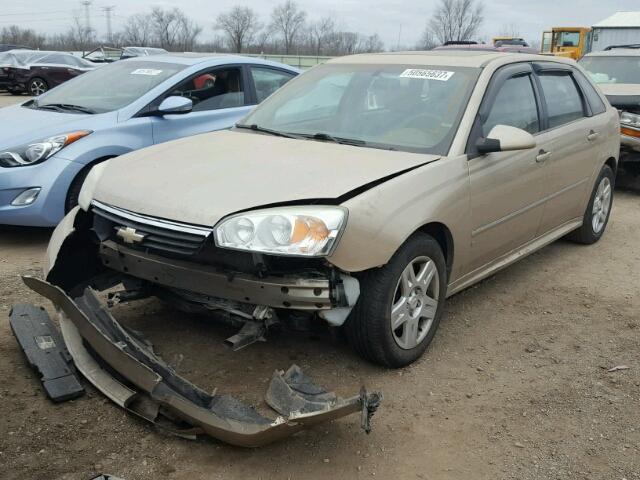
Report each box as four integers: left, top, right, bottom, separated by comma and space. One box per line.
291, 217, 329, 243
64, 131, 92, 146
621, 126, 640, 139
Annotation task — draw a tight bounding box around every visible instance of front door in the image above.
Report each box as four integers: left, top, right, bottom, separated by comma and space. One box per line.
466, 63, 547, 273
151, 65, 254, 145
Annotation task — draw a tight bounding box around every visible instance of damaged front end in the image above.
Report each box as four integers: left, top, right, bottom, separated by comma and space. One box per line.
15, 205, 380, 447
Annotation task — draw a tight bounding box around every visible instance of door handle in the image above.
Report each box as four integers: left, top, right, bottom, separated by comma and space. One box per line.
587, 130, 599, 142
535, 150, 552, 163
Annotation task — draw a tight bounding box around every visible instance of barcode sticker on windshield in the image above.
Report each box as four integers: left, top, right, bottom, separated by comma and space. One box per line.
131, 69, 163, 76
400, 69, 454, 81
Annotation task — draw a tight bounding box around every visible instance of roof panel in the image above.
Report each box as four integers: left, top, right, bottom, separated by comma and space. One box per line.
593, 11, 640, 28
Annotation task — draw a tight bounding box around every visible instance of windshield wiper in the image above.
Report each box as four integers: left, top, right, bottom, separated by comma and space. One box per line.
38, 103, 96, 115
235, 123, 303, 139
305, 132, 367, 146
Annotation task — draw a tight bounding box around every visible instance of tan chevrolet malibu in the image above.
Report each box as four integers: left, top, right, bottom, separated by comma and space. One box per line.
33, 51, 619, 374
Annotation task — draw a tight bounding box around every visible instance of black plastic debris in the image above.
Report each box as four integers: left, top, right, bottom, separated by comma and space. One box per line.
9, 304, 84, 402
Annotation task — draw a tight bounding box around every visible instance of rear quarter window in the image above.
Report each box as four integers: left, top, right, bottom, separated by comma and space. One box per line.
573, 69, 607, 115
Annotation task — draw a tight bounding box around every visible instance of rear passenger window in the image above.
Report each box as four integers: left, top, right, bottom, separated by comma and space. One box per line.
250, 67, 295, 103
538, 73, 586, 128
483, 75, 539, 136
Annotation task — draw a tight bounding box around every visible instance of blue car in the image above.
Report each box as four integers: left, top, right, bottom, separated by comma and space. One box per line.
0, 54, 299, 226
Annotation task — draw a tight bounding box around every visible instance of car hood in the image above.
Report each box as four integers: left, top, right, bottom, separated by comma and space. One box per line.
0, 104, 114, 149
93, 130, 439, 226
598, 83, 640, 97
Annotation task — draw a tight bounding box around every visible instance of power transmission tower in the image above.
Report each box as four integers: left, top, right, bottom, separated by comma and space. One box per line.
81, 0, 92, 35
102, 6, 115, 44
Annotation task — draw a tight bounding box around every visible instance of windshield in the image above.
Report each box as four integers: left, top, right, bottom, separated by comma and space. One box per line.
241, 63, 480, 155
579, 56, 640, 84
555, 31, 580, 47
31, 60, 185, 114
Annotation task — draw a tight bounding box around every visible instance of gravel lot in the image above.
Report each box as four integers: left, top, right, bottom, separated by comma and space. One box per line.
0, 91, 639, 479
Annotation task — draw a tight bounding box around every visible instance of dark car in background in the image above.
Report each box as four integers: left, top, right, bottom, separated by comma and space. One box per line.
0, 50, 97, 95
0, 44, 31, 53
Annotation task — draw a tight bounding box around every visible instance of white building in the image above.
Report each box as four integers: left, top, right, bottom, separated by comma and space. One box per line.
591, 11, 640, 51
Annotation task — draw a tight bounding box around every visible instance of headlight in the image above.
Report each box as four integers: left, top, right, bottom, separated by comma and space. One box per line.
620, 111, 640, 128
214, 206, 347, 257
0, 130, 92, 168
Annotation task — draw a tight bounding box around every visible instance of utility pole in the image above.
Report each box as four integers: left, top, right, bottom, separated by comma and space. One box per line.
102, 6, 114, 44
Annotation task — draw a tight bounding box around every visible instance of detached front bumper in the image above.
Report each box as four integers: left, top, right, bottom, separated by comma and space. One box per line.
21, 276, 381, 447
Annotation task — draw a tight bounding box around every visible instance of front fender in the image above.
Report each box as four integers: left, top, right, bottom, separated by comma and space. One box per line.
44, 206, 81, 278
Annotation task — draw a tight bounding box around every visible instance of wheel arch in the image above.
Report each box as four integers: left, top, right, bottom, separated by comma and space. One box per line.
604, 156, 617, 176
65, 155, 117, 212
415, 221, 454, 279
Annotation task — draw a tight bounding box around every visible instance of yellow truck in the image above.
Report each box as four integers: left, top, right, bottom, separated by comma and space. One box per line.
540, 27, 591, 59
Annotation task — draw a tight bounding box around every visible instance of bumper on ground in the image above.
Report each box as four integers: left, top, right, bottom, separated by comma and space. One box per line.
20, 276, 381, 447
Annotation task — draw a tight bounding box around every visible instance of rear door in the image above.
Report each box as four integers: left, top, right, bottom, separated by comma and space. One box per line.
150, 65, 254, 145
531, 63, 605, 234
38, 55, 80, 88
247, 65, 297, 104
466, 63, 547, 272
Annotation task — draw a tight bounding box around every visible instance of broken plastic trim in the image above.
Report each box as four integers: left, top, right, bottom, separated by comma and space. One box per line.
21, 276, 381, 447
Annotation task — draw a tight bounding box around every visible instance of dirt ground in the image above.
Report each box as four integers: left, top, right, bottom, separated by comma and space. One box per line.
0, 91, 639, 479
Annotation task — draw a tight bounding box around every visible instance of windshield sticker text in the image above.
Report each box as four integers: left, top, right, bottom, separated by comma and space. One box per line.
400, 69, 455, 81
131, 69, 163, 76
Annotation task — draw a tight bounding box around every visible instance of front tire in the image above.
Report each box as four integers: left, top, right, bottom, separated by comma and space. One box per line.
346, 233, 447, 368
28, 77, 48, 96
567, 164, 614, 244
65, 167, 91, 213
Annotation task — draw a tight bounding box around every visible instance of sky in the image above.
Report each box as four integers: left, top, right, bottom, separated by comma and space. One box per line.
1, 0, 639, 49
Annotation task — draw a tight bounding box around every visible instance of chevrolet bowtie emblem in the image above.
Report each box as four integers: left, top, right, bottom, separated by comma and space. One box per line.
115, 226, 146, 244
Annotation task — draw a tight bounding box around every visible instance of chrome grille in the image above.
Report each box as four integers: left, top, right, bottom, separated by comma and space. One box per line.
92, 201, 211, 256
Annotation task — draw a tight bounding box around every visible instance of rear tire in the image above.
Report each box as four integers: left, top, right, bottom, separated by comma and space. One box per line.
567, 164, 614, 244
346, 233, 447, 368
28, 77, 48, 96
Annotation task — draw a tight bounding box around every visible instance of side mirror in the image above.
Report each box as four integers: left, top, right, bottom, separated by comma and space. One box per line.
476, 125, 536, 154
157, 96, 193, 115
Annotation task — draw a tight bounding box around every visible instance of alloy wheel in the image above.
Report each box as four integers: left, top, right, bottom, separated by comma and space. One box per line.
30, 80, 47, 96
591, 176, 612, 234
391, 255, 440, 350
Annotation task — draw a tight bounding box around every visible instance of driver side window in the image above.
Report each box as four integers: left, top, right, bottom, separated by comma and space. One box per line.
169, 67, 245, 112
483, 75, 540, 136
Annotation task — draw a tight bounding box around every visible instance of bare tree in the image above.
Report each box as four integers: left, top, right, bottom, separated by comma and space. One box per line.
121, 13, 153, 46
270, 0, 307, 54
427, 0, 484, 44
149, 7, 201, 51
310, 17, 335, 56
177, 14, 202, 51
416, 29, 437, 50
64, 17, 96, 51
0, 26, 46, 49
216, 6, 260, 53
360, 33, 384, 53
